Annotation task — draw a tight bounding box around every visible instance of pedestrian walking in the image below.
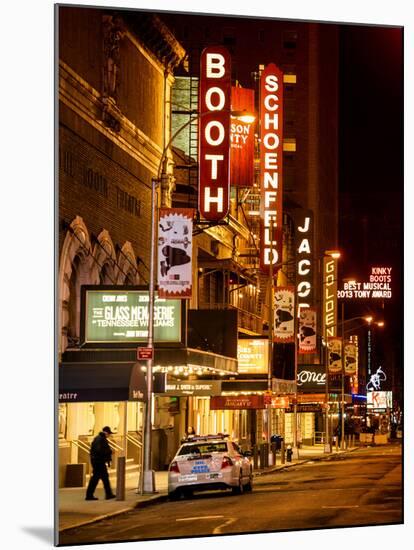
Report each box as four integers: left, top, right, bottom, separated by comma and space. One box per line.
85, 426, 116, 501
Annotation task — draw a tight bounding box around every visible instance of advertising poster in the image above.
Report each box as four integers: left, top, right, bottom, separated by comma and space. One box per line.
298, 307, 317, 354
237, 339, 268, 374
230, 86, 255, 186
274, 286, 295, 342
367, 391, 393, 409
83, 288, 182, 343
157, 208, 194, 298
328, 337, 343, 373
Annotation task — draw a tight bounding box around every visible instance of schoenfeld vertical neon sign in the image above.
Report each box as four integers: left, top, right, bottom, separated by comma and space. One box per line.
198, 46, 231, 221
259, 63, 284, 273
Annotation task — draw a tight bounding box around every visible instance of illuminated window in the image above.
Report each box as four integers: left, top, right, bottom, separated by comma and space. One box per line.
283, 74, 297, 84
283, 138, 296, 152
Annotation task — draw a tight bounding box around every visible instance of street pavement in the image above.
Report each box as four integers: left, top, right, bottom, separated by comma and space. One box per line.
58, 443, 359, 533
59, 442, 402, 545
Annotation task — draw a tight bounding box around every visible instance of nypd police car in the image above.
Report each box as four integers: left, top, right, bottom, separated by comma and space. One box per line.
168, 434, 253, 499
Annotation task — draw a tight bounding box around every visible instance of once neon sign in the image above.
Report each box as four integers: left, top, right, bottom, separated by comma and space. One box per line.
259, 63, 283, 272
198, 47, 231, 221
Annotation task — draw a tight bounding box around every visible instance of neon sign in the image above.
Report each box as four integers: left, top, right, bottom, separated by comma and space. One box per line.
323, 256, 338, 337
366, 366, 387, 391
295, 211, 313, 313
259, 63, 283, 273
338, 267, 392, 299
198, 47, 231, 221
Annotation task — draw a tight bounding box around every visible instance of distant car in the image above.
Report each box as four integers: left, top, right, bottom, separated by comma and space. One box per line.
168, 434, 253, 499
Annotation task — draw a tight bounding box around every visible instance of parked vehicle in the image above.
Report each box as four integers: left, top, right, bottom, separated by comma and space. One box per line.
168, 434, 253, 499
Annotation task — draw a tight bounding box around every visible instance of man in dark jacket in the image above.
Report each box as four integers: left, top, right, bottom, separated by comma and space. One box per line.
85, 426, 116, 500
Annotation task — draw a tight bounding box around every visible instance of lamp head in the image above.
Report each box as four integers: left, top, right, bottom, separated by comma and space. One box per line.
231, 110, 256, 124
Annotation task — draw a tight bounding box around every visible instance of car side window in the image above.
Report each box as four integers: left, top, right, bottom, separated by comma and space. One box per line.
231, 442, 241, 454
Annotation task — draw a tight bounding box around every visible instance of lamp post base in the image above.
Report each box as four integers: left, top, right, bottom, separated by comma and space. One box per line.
141, 470, 156, 494
324, 443, 331, 453
291, 446, 299, 460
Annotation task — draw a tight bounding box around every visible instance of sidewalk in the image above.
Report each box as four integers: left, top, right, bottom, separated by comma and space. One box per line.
58, 444, 358, 533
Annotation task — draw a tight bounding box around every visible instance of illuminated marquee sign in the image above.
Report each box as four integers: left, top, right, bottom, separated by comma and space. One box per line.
367, 391, 392, 410
323, 256, 338, 337
237, 339, 268, 374
295, 210, 314, 313
337, 267, 393, 299
259, 63, 283, 273
230, 87, 255, 186
198, 46, 231, 221
82, 287, 182, 344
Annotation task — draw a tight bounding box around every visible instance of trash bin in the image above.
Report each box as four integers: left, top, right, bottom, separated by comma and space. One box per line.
270, 435, 283, 451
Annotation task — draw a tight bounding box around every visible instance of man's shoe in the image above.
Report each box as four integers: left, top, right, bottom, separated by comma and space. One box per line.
85, 496, 98, 501
106, 494, 116, 500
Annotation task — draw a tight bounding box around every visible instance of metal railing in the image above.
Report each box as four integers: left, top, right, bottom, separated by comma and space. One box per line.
70, 439, 90, 454
313, 431, 326, 445
126, 433, 143, 450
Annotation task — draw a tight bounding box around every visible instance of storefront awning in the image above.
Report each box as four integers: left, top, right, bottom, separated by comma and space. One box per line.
59, 362, 147, 403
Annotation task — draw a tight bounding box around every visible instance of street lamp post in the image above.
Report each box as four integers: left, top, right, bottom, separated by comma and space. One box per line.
139, 107, 256, 494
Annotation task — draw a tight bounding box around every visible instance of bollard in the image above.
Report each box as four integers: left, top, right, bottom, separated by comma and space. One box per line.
116, 456, 126, 501
286, 445, 293, 462
253, 445, 259, 470
280, 440, 286, 464
335, 436, 339, 452
352, 434, 355, 447
271, 442, 277, 466
259, 443, 265, 469
264, 443, 269, 468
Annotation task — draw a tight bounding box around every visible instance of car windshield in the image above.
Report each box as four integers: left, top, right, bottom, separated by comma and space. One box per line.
178, 442, 228, 455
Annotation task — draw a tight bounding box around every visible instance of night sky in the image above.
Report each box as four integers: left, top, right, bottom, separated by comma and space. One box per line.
338, 24, 403, 396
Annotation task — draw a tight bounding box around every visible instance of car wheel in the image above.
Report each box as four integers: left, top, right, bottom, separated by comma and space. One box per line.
244, 470, 253, 492
232, 471, 244, 495
168, 490, 181, 501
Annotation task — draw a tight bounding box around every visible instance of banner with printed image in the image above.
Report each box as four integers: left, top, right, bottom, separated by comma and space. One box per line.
157, 208, 194, 298
344, 342, 357, 375
298, 307, 317, 354
274, 286, 295, 343
230, 86, 255, 186
328, 337, 342, 373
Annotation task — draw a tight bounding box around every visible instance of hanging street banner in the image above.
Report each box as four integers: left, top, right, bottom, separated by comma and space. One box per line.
230, 86, 255, 186
82, 287, 182, 344
323, 255, 338, 337
298, 307, 317, 354
328, 337, 342, 373
198, 46, 231, 221
274, 286, 295, 343
259, 63, 284, 274
157, 208, 194, 298
293, 209, 314, 313
344, 341, 358, 375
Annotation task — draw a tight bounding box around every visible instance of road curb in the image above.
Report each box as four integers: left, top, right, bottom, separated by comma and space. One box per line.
59, 494, 169, 533
254, 447, 361, 477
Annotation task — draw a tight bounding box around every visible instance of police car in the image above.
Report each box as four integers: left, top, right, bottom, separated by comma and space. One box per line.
168, 434, 253, 499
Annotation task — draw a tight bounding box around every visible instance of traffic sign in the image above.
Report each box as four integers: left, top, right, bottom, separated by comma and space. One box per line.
137, 347, 153, 360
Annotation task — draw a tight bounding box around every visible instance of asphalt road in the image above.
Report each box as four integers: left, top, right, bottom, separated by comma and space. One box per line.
59, 444, 402, 546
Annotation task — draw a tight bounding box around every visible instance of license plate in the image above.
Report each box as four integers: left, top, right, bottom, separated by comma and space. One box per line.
178, 474, 197, 482
207, 473, 222, 480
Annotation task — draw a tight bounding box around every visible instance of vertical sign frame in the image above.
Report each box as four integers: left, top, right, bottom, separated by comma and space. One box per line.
322, 256, 338, 338
198, 46, 231, 221
259, 63, 284, 273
